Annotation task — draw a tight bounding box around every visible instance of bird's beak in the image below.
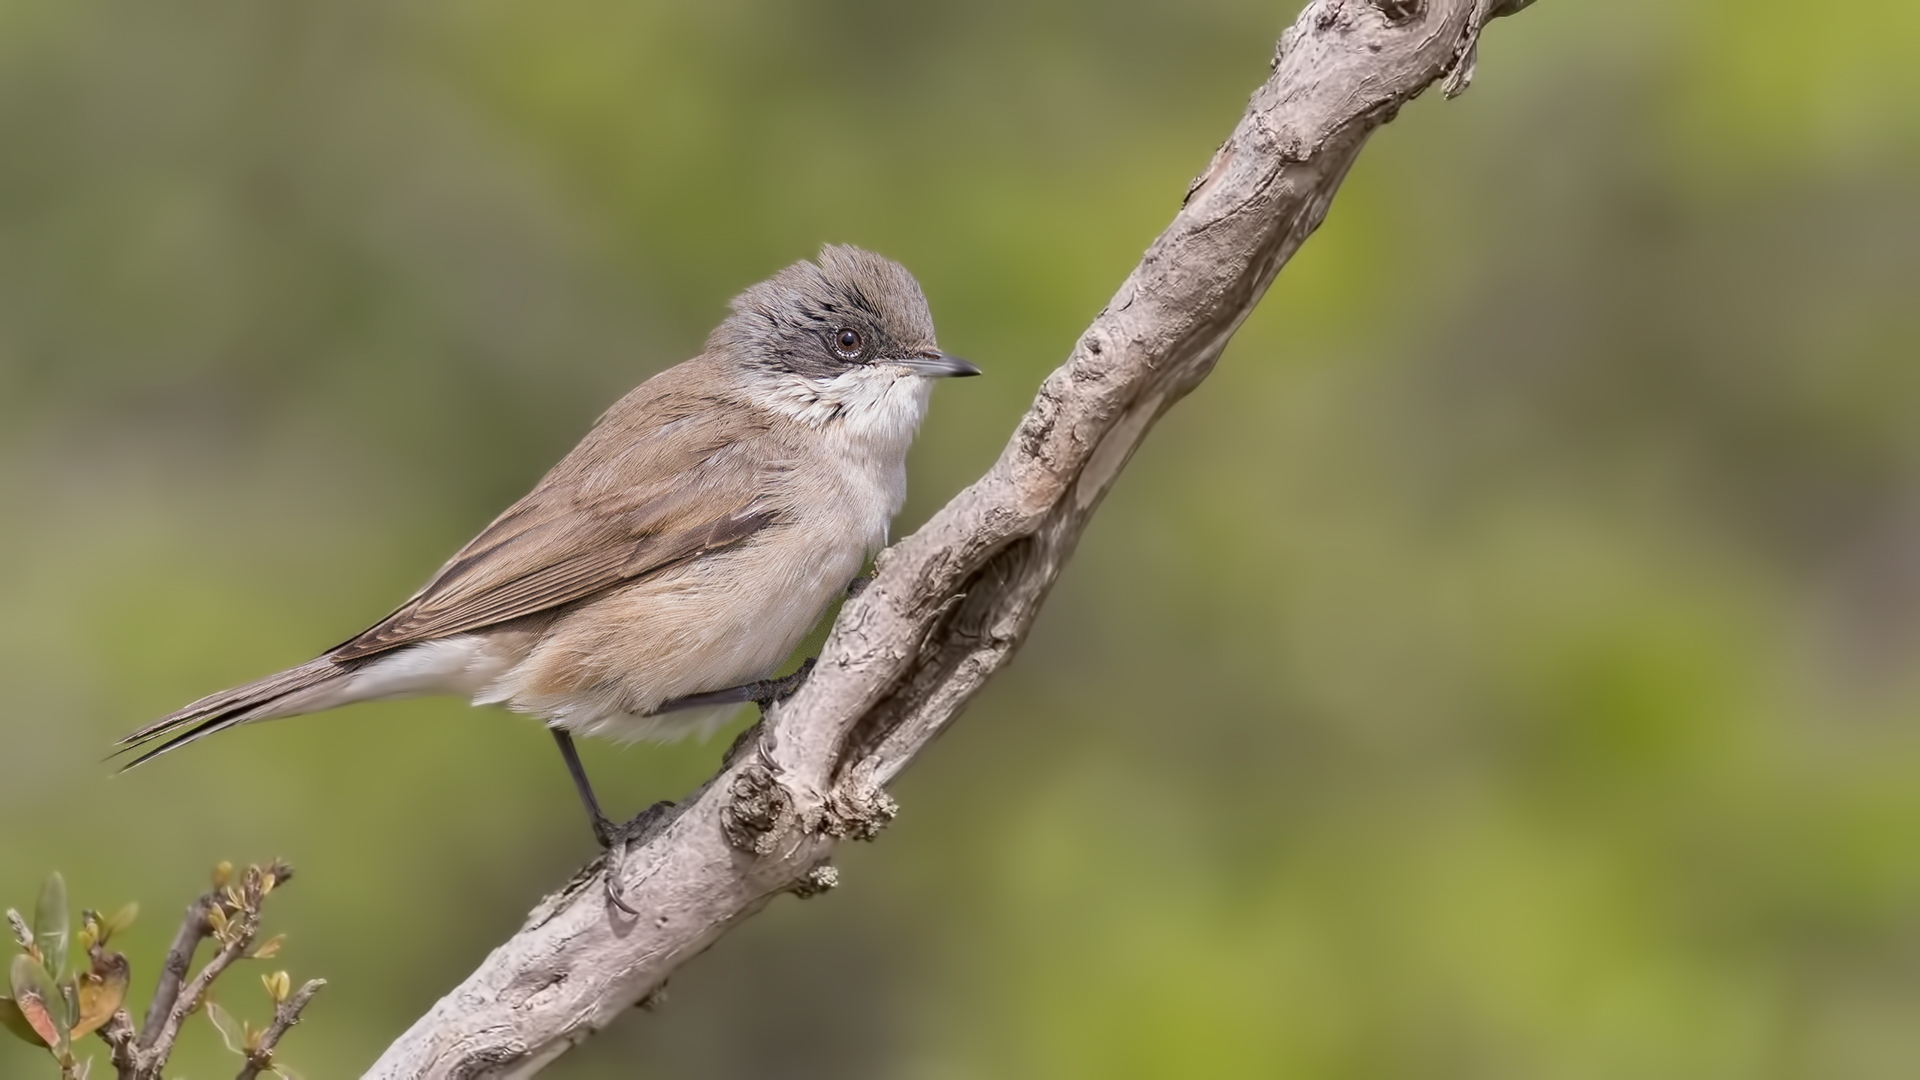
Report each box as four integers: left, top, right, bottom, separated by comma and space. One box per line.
892, 350, 982, 378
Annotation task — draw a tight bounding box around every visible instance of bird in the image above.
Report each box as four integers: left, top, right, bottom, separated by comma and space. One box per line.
116, 244, 978, 892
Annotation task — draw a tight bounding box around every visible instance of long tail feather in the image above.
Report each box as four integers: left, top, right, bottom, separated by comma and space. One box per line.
115, 658, 352, 768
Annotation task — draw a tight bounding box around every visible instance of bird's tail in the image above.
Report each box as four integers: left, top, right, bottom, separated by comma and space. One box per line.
115, 657, 356, 769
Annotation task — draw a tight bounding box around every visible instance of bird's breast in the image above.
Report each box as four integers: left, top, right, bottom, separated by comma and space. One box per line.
488, 376, 928, 739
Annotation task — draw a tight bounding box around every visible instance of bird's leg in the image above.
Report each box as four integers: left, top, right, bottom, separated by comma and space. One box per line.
551, 728, 618, 847
550, 728, 646, 916
656, 657, 819, 774
653, 656, 819, 717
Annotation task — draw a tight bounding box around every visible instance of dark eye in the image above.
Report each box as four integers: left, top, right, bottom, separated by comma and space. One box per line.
832, 327, 864, 360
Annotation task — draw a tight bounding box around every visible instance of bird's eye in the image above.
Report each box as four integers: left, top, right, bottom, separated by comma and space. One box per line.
832, 327, 864, 360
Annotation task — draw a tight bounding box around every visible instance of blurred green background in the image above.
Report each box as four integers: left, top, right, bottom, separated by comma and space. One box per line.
4, 0, 1920, 1076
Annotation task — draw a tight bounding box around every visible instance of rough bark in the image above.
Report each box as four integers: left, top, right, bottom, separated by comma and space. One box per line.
368, 1, 1540, 1074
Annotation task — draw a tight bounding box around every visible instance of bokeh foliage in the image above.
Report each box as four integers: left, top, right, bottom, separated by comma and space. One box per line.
4, 0, 1920, 1076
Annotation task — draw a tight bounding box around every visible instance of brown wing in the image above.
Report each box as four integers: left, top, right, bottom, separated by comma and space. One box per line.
332, 370, 785, 661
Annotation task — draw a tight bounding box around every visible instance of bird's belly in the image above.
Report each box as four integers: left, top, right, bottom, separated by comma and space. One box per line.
489, 519, 873, 742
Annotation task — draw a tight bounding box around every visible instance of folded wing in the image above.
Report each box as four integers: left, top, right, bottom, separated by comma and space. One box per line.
335, 390, 785, 659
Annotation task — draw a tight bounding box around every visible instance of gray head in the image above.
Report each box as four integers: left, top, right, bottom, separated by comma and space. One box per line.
710, 245, 978, 383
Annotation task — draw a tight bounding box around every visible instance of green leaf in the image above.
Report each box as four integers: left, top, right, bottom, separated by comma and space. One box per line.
0, 994, 47, 1047
33, 874, 68, 980
7, 955, 61, 1047
103, 904, 137, 939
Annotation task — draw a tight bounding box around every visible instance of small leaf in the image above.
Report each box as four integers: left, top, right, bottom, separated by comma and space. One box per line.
262, 970, 290, 1003
207, 905, 230, 937
0, 994, 47, 1047
250, 934, 285, 960
8, 955, 61, 1047
206, 1000, 245, 1056
75, 911, 100, 954
103, 904, 137, 939
72, 947, 128, 1039
71, 1055, 91, 1080
213, 861, 234, 889
7, 954, 40, 1001
272, 1064, 305, 1080
33, 874, 69, 979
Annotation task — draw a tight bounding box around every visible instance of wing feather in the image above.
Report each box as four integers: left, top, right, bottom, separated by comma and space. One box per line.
332, 369, 785, 661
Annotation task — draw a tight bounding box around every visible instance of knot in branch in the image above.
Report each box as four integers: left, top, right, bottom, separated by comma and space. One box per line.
720, 764, 797, 855
816, 761, 899, 841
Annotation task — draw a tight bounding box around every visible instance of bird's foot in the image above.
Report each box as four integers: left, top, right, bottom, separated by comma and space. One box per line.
589, 811, 620, 852
748, 656, 817, 712
718, 659, 817, 769
598, 800, 675, 916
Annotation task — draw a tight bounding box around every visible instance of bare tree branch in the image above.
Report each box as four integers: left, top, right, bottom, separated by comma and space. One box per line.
139, 864, 290, 1070
235, 978, 326, 1080
93, 862, 314, 1080
368, 0, 1541, 1074
136, 896, 211, 1044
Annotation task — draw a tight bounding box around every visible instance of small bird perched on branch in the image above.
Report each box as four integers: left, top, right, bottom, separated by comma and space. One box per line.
117, 245, 977, 894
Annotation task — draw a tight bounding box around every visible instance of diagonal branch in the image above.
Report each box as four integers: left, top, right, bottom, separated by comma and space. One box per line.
136, 895, 212, 1044
236, 977, 327, 1080
368, 0, 1542, 1074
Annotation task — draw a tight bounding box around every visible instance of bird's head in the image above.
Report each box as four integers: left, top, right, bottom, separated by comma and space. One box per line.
712, 245, 978, 430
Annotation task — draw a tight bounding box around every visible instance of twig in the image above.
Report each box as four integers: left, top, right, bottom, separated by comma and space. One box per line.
234, 978, 326, 1080
137, 896, 211, 1045
90, 863, 304, 1080
368, 1, 1544, 1074
99, 1011, 140, 1080
141, 864, 289, 1066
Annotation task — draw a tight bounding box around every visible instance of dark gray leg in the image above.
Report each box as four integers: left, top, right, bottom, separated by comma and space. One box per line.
551, 729, 616, 847
653, 657, 818, 716
550, 728, 643, 916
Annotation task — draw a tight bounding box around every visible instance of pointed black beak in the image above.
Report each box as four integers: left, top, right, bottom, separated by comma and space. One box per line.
894, 350, 982, 378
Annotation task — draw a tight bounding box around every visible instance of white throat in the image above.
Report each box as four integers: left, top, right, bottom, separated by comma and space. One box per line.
753, 366, 936, 468
748, 365, 935, 557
